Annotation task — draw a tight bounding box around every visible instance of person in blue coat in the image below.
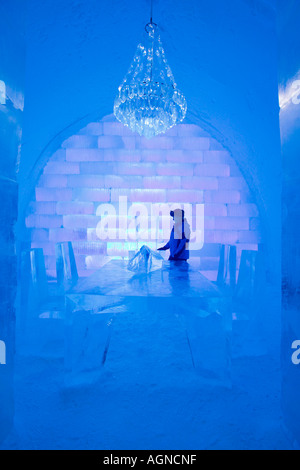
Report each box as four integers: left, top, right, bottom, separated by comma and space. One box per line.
158, 209, 190, 261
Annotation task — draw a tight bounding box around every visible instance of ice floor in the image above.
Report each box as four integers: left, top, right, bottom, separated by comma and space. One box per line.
0, 308, 293, 450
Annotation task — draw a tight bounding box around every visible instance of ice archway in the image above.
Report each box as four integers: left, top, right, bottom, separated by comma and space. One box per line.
24, 114, 261, 280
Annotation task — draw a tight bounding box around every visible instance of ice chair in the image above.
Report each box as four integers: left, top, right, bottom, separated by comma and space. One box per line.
234, 248, 265, 303
232, 247, 268, 356
55, 241, 78, 292
216, 244, 237, 290
189, 243, 222, 277
20, 247, 49, 326
19, 247, 66, 356
64, 294, 120, 387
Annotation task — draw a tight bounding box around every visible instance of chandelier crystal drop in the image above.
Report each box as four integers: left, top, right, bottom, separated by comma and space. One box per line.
114, 22, 187, 139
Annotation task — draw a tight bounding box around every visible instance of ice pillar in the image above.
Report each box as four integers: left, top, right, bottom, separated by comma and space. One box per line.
0, 0, 26, 443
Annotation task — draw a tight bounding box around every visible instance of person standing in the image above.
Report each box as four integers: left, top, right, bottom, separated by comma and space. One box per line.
158, 209, 190, 261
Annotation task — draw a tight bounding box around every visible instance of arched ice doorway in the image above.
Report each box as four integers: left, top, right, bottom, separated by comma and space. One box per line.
24, 114, 261, 280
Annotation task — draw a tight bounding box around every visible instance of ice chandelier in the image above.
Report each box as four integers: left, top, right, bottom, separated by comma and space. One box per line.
113, 2, 187, 139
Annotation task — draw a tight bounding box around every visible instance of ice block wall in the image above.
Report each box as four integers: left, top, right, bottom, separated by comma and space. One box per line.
24, 116, 261, 279
0, 0, 26, 443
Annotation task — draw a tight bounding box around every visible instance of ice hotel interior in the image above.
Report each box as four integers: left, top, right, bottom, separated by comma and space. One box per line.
0, 0, 300, 451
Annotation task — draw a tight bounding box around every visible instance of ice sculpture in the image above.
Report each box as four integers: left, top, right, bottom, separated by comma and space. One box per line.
127, 245, 163, 273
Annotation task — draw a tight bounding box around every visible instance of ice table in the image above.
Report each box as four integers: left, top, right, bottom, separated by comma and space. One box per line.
66, 260, 232, 387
